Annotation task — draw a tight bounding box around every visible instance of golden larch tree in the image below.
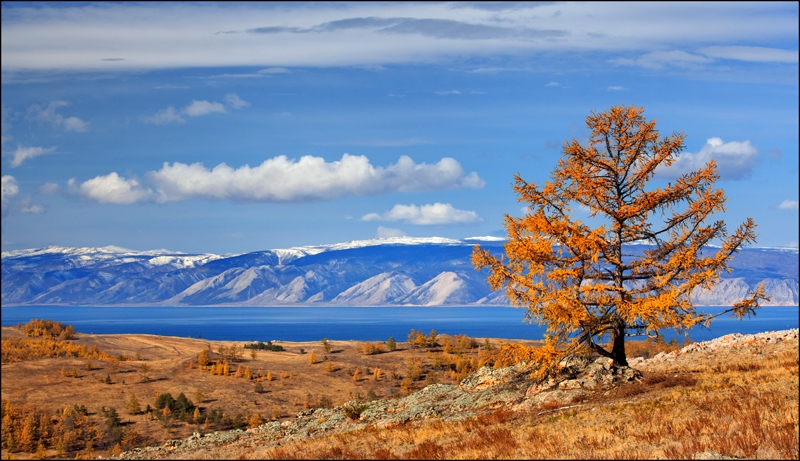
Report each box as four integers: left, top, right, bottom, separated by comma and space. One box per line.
472, 105, 766, 367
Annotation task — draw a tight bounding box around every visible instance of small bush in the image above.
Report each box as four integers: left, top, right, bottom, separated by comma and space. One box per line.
342, 403, 370, 420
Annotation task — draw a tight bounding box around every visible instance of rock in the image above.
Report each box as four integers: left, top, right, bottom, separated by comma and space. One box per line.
518, 356, 642, 408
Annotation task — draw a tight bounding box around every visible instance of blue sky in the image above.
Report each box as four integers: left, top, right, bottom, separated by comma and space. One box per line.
1, 2, 797, 255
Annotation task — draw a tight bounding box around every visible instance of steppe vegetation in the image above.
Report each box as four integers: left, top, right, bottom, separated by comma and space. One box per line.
1, 320, 535, 459
3, 319, 797, 459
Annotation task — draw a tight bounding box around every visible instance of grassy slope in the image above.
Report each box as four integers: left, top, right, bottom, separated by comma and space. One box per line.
2, 326, 798, 460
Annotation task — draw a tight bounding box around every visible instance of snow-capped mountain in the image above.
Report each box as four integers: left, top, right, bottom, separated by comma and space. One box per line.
2, 238, 797, 306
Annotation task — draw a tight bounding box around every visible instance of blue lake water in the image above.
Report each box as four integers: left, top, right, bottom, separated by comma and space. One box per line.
1, 306, 797, 343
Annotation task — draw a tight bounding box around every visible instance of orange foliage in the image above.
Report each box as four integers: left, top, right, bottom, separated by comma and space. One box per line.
1, 337, 116, 363
473, 105, 767, 366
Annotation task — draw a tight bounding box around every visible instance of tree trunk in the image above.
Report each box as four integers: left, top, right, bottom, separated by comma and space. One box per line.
610, 320, 628, 367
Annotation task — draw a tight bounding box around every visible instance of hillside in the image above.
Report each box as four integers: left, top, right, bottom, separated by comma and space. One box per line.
1, 321, 796, 460
2, 238, 798, 306
115, 329, 799, 460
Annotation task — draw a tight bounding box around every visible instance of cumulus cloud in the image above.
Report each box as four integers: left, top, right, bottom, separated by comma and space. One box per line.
26, 101, 88, 132
656, 137, 759, 180
224, 93, 250, 109
9, 145, 57, 167
184, 100, 227, 116
361, 202, 481, 225
68, 173, 156, 204
142, 106, 185, 125
376, 226, 406, 238
70, 154, 484, 204
778, 200, 799, 211
1, 175, 19, 219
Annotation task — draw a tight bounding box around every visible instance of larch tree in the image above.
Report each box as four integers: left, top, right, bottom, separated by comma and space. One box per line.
472, 105, 767, 367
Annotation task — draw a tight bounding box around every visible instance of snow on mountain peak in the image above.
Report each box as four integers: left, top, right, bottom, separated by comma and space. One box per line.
271, 236, 464, 263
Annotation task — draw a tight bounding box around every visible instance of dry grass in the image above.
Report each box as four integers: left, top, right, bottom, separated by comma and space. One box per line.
2, 321, 797, 460
254, 335, 798, 460
0, 323, 536, 460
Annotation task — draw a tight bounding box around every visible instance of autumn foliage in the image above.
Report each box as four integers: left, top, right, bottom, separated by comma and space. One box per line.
473, 105, 767, 366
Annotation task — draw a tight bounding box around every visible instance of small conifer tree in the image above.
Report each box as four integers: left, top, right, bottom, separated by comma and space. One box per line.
127, 394, 141, 415
198, 349, 210, 367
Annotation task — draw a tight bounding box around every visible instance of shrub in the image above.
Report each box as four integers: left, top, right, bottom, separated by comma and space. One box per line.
359, 342, 385, 355
387, 336, 397, 351
342, 403, 370, 420
244, 341, 284, 352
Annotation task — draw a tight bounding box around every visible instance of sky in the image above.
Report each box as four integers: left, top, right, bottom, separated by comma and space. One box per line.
1, 2, 798, 255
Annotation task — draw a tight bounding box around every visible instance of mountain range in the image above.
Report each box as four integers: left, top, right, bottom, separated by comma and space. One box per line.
2, 237, 798, 306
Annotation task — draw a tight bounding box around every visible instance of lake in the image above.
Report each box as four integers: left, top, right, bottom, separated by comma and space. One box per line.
1, 305, 797, 343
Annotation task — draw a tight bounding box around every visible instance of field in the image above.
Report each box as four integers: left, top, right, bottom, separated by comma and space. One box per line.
1, 321, 797, 460
1, 322, 538, 459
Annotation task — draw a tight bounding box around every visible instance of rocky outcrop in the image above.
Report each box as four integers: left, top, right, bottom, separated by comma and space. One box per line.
115, 352, 643, 460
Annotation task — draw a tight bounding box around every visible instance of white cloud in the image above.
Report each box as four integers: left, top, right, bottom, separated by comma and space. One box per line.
26, 101, 88, 132
656, 137, 759, 180
545, 81, 561, 87
9, 145, 57, 167
68, 155, 484, 204
435, 90, 461, 96
607, 85, 626, 91
224, 93, 250, 109
16, 197, 45, 214
376, 226, 406, 238
144, 98, 236, 124
1, 175, 19, 218
697, 46, 798, 63
62, 116, 89, 132
778, 200, 799, 211
148, 154, 484, 203
142, 106, 185, 125
4, 3, 792, 71
183, 100, 227, 116
68, 173, 156, 204
361, 203, 481, 225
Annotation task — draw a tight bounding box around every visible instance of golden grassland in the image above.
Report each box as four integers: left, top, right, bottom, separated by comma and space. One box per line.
260, 339, 799, 460
1, 320, 797, 460
1, 322, 540, 460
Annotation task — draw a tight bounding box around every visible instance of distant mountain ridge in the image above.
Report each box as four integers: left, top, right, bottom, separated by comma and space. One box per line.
2, 237, 797, 306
